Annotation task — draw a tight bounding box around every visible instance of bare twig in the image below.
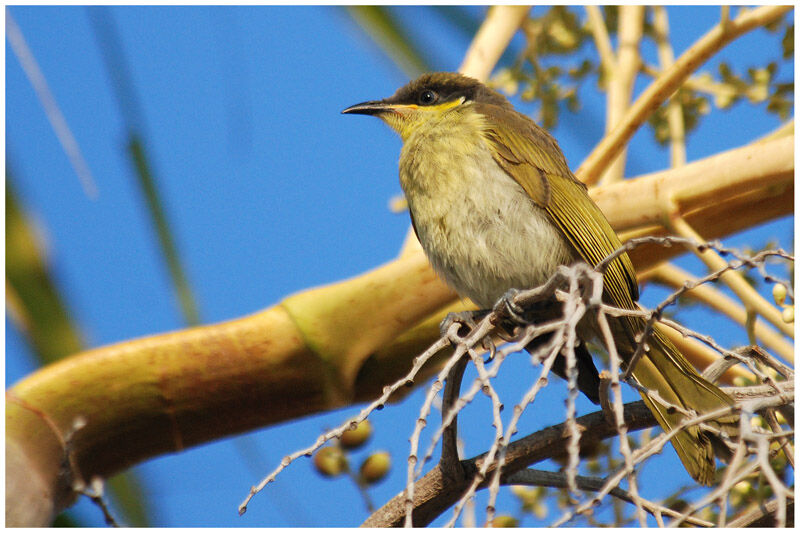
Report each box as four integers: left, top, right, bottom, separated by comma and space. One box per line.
471, 349, 507, 525
363, 378, 789, 527
238, 334, 455, 515
362, 401, 658, 527
62, 417, 119, 526
73, 477, 120, 527
649, 263, 794, 361
666, 211, 794, 339
404, 319, 497, 526
595, 296, 647, 525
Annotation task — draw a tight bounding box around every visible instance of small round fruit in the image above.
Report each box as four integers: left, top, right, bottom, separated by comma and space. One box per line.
359, 451, 391, 484
340, 420, 373, 450
313, 446, 347, 477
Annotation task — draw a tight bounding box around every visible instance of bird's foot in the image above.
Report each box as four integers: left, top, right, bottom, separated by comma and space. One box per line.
492, 288, 528, 324
439, 310, 488, 341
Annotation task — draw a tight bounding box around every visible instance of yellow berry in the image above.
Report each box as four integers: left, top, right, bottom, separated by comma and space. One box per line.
772, 283, 787, 306
360, 451, 391, 484
733, 480, 751, 495
313, 446, 347, 477
340, 420, 373, 450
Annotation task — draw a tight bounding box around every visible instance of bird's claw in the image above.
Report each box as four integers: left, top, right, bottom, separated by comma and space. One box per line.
439, 310, 486, 341
493, 288, 528, 323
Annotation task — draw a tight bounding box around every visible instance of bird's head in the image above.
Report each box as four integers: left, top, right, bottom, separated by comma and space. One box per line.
342, 72, 509, 140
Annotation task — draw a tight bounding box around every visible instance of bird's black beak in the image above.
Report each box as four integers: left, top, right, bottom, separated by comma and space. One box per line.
341, 100, 392, 116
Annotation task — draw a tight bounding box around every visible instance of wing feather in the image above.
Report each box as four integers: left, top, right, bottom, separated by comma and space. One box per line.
476, 102, 639, 307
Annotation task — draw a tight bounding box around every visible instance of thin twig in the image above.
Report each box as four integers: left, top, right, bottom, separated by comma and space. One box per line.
470, 349, 506, 526
238, 334, 454, 515
73, 477, 120, 527
595, 299, 647, 525
648, 263, 794, 361
666, 210, 794, 338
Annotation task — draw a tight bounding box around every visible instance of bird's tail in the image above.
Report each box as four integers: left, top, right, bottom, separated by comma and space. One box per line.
613, 318, 738, 485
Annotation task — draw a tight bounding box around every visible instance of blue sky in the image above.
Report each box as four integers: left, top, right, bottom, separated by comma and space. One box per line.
6, 6, 793, 527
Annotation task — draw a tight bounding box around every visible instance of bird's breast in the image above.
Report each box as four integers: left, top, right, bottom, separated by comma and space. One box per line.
399, 122, 575, 308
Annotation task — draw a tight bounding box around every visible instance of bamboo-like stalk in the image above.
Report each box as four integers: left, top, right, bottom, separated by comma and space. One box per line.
600, 5, 644, 184
584, 5, 615, 75
458, 5, 530, 82
652, 6, 687, 168
577, 5, 792, 185
592, 135, 792, 233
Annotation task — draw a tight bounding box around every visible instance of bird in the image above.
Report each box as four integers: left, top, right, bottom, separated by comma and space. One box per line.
342, 72, 736, 485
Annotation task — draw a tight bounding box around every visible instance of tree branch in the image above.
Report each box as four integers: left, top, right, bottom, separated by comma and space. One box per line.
577, 5, 792, 185
600, 5, 644, 184
361, 401, 656, 527
727, 498, 795, 527
458, 5, 530, 82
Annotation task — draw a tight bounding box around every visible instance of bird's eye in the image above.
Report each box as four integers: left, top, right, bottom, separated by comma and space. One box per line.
418, 90, 438, 105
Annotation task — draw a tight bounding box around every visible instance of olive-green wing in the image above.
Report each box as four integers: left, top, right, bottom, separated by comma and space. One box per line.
477, 102, 639, 309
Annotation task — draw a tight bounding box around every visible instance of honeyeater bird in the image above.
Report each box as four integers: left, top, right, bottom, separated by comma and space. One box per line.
343, 72, 736, 485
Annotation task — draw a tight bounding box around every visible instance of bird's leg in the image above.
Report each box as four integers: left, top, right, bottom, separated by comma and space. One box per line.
597, 370, 616, 426
439, 309, 489, 340
440, 353, 469, 482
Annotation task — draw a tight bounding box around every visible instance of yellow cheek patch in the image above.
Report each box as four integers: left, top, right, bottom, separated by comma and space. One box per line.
430, 97, 465, 113
379, 98, 466, 140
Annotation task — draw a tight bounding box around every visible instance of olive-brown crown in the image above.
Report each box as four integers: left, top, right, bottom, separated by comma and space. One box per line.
385, 72, 511, 108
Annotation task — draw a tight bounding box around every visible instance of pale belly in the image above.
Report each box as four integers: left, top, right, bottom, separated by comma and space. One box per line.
400, 138, 576, 309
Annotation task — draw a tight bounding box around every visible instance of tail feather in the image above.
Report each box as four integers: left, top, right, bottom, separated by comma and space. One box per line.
610, 316, 737, 485
638, 391, 716, 485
